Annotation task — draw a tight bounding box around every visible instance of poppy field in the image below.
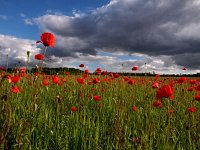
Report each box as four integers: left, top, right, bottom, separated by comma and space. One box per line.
0, 33, 200, 150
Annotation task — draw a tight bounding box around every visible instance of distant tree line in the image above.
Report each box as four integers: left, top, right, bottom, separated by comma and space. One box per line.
4, 67, 200, 77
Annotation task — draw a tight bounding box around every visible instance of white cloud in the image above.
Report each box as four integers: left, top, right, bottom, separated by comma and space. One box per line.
0, 34, 41, 67
24, 18, 34, 25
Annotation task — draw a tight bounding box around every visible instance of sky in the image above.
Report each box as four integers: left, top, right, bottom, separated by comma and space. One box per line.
0, 0, 200, 74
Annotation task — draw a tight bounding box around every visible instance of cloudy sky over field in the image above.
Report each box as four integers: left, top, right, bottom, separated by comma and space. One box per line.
0, 0, 200, 74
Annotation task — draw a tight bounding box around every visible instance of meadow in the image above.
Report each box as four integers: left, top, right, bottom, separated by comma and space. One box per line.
0, 69, 200, 150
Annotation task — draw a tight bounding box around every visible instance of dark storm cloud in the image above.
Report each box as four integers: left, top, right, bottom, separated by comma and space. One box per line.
172, 53, 200, 69
34, 0, 200, 69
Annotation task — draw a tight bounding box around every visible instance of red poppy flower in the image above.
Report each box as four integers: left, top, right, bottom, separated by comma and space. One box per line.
168, 109, 173, 114
194, 94, 200, 101
19, 68, 26, 73
40, 32, 55, 47
95, 71, 101, 75
128, 79, 135, 85
79, 64, 84, 67
20, 72, 26, 77
11, 75, 20, 83
65, 71, 69, 75
187, 87, 193, 91
93, 78, 100, 84
153, 100, 162, 108
113, 73, 120, 78
132, 105, 137, 111
60, 77, 66, 83
11, 85, 20, 93
188, 107, 196, 113
34, 72, 39, 76
123, 76, 130, 81
132, 66, 138, 71
101, 88, 106, 92
71, 106, 77, 112
156, 85, 173, 99
0, 66, 5, 71
155, 74, 160, 78
182, 67, 186, 70
85, 69, 89, 74
93, 95, 101, 101
96, 68, 102, 72
195, 84, 200, 92
101, 70, 107, 75
190, 79, 198, 85
42, 79, 49, 86
52, 76, 59, 84
87, 81, 93, 85
152, 82, 159, 89
77, 78, 85, 84
108, 72, 113, 77
177, 77, 187, 84
35, 54, 44, 60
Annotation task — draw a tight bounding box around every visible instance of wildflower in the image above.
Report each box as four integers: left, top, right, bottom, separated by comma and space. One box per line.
153, 100, 162, 108
19, 68, 26, 73
195, 85, 200, 92
152, 82, 159, 89
79, 64, 84, 67
95, 71, 101, 75
0, 66, 5, 71
52, 76, 59, 84
42, 79, 49, 86
182, 67, 186, 70
93, 78, 100, 84
34, 72, 39, 76
177, 77, 187, 84
113, 73, 120, 78
65, 71, 69, 75
11, 75, 20, 83
37, 32, 55, 47
155, 74, 160, 78
156, 85, 173, 99
168, 109, 173, 114
77, 78, 84, 84
11, 86, 20, 93
108, 72, 113, 77
190, 79, 198, 85
101, 88, 106, 92
132, 105, 137, 111
34, 54, 44, 60
187, 87, 193, 91
123, 76, 130, 81
194, 94, 200, 101
71, 106, 77, 112
96, 68, 102, 72
128, 79, 135, 85
188, 107, 196, 113
85, 69, 89, 74
132, 66, 138, 71
101, 70, 107, 75
93, 95, 101, 101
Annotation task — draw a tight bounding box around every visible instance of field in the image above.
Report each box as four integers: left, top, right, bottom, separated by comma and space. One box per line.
0, 70, 200, 150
